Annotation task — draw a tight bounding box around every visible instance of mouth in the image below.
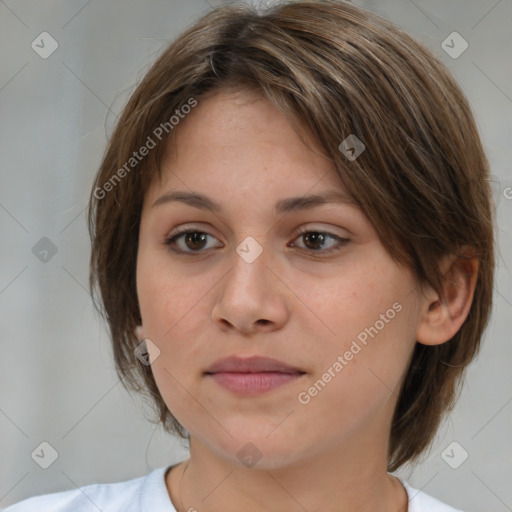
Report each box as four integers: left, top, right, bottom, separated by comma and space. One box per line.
204, 356, 306, 395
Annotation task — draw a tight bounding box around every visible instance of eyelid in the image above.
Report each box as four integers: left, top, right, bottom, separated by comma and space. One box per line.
166, 222, 212, 239
165, 223, 349, 241
293, 224, 349, 239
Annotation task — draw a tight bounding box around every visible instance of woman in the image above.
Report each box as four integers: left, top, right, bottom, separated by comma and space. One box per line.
5, 1, 494, 511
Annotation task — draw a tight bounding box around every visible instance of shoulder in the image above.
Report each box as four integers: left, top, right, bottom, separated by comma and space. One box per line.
2, 465, 176, 512
403, 481, 464, 512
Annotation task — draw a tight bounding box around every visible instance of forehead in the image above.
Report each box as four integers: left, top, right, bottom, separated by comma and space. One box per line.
147, 89, 351, 205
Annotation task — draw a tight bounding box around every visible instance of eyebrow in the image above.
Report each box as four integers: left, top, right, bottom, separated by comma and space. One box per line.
151, 190, 356, 214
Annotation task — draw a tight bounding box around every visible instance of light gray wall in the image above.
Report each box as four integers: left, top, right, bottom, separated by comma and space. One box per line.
1, 1, 510, 510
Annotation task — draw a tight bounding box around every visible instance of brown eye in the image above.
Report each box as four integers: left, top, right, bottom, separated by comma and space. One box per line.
164, 230, 222, 254
183, 232, 208, 251
291, 230, 349, 254
303, 232, 327, 250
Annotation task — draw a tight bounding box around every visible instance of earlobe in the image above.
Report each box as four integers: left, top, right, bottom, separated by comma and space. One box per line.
135, 325, 146, 341
416, 249, 479, 346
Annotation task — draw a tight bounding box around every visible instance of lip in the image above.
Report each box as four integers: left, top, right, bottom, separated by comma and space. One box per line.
204, 356, 306, 395
205, 355, 304, 374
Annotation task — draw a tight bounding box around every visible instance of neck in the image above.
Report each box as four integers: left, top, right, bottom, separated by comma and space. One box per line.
169, 432, 408, 512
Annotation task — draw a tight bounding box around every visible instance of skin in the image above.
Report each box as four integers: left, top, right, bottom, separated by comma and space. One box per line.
135, 89, 478, 512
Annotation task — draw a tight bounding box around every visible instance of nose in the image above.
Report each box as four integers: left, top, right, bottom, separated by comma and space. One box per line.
211, 241, 290, 335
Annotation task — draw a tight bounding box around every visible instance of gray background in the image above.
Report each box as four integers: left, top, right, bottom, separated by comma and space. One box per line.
0, 0, 511, 510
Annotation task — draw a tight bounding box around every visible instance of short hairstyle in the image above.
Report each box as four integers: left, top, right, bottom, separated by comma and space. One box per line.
88, 0, 495, 472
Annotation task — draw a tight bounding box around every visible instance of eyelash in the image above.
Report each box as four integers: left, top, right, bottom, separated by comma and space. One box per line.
163, 226, 349, 256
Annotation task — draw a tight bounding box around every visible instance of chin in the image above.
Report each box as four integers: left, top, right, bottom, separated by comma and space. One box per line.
200, 424, 311, 471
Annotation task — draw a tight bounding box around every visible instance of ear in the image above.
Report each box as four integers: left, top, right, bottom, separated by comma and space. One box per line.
416, 247, 479, 346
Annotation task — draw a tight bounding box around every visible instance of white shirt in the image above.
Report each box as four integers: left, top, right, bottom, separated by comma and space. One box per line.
2, 464, 463, 511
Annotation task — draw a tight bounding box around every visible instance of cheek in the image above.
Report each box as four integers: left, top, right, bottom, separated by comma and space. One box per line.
292, 263, 406, 349
137, 247, 198, 336
293, 308, 416, 444
136, 248, 212, 372
137, 258, 211, 431
300, 268, 417, 403
137, 276, 208, 382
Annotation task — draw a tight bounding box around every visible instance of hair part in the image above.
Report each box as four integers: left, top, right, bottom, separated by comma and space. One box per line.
88, 0, 495, 471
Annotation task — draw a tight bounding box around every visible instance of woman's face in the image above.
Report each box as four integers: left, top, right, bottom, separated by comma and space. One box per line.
136, 89, 424, 469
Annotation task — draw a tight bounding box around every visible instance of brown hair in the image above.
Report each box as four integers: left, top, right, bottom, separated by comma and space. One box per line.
88, 0, 495, 471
